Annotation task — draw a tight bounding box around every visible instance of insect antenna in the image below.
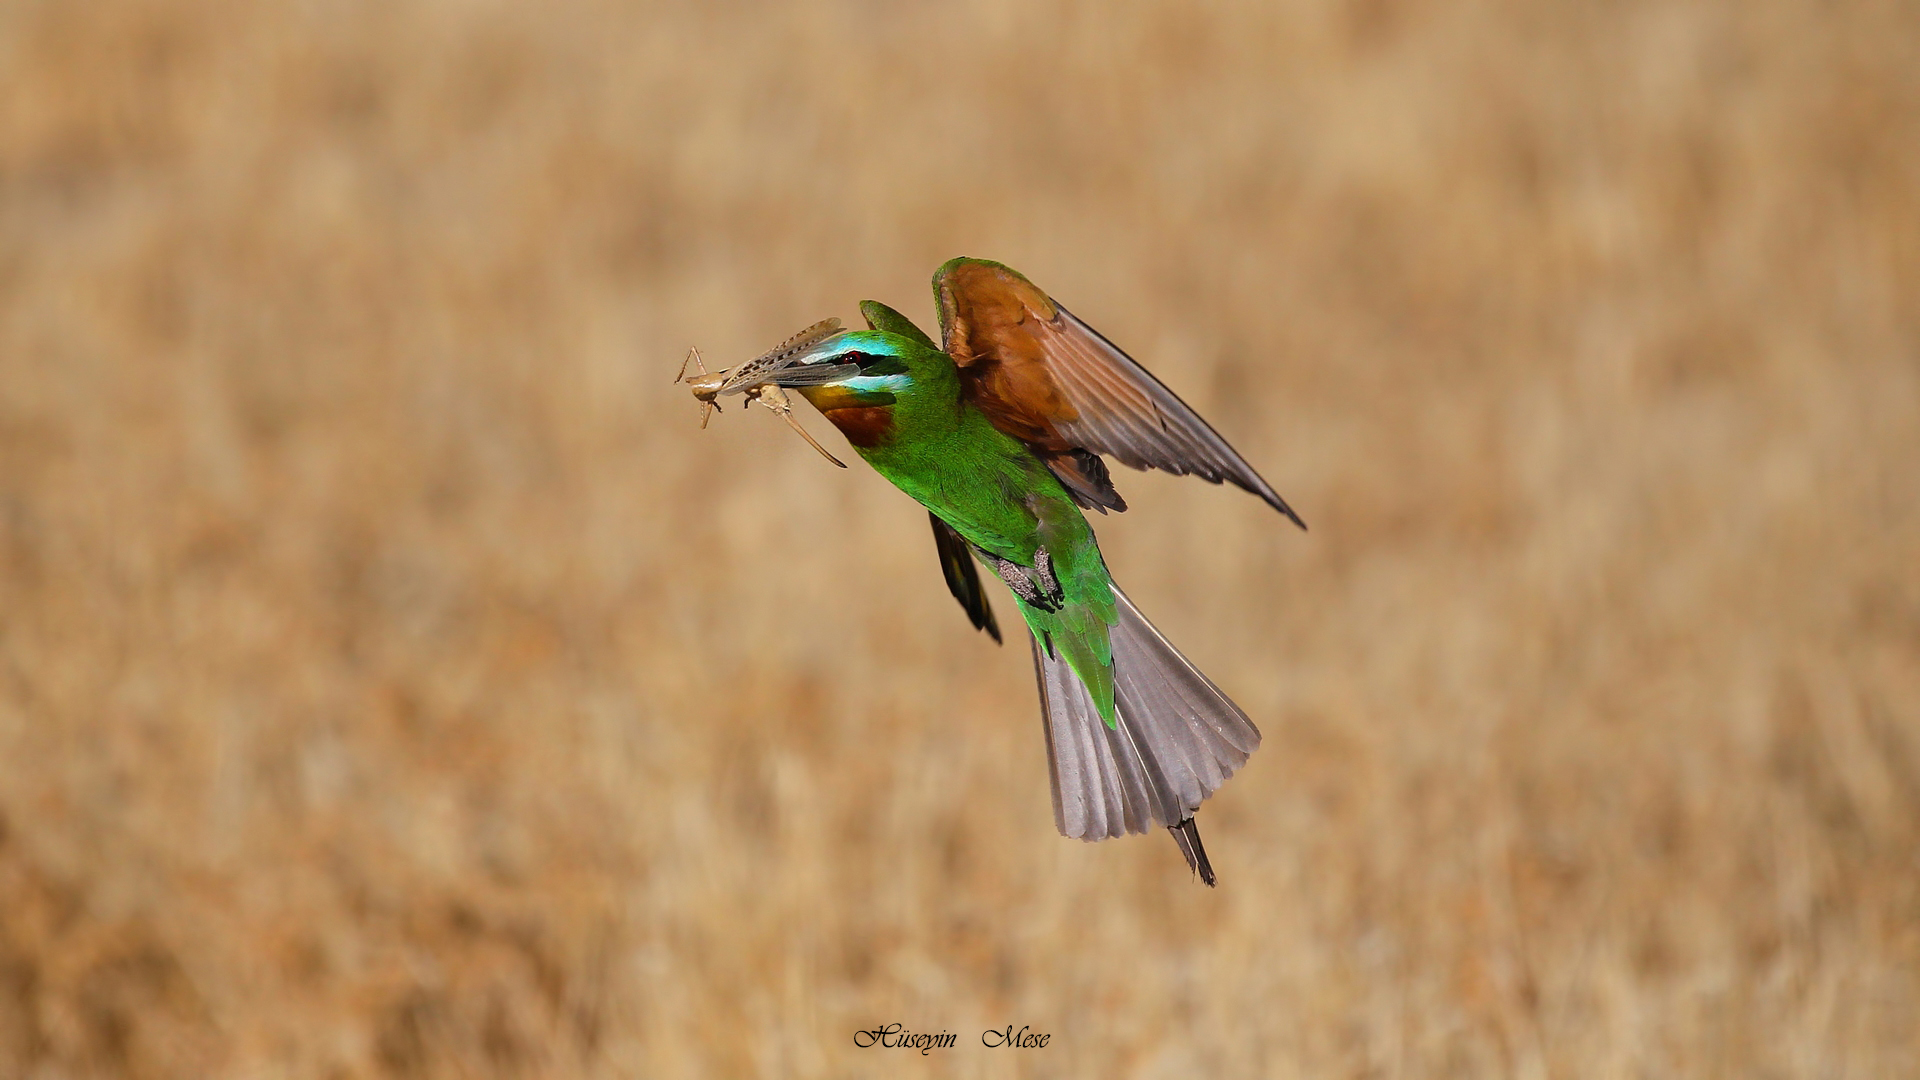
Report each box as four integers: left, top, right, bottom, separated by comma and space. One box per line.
675, 346, 724, 427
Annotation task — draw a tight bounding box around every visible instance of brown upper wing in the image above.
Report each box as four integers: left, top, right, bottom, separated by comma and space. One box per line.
934, 258, 1305, 528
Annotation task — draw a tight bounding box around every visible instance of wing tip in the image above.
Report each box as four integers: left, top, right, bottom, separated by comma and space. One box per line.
1044, 303, 1307, 529
929, 512, 1004, 643
1268, 493, 1308, 531
1220, 469, 1306, 530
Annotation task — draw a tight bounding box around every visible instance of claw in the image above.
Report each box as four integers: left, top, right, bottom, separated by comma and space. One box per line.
1032, 546, 1060, 605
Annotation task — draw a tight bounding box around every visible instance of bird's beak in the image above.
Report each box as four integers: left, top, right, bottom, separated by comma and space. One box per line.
765, 337, 861, 388
707, 321, 852, 398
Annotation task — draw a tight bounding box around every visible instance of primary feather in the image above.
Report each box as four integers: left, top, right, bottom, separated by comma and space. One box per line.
933, 258, 1306, 528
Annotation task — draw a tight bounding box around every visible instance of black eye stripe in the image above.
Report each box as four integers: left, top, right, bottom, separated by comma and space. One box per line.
843, 351, 909, 376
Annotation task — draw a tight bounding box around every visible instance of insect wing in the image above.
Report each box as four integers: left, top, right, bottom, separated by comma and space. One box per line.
765, 362, 860, 387
717, 319, 848, 395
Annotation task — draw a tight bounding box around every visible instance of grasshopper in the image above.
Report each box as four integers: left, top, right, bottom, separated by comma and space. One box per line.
676, 318, 857, 468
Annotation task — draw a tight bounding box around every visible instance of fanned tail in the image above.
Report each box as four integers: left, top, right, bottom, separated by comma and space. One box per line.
1029, 582, 1259, 884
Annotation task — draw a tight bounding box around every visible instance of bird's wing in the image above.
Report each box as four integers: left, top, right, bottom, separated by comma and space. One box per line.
858, 299, 939, 350
865, 298, 1124, 514
933, 258, 1304, 528
928, 512, 1001, 645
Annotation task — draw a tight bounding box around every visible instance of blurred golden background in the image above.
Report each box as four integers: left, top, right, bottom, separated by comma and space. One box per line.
2, 1, 1916, 1076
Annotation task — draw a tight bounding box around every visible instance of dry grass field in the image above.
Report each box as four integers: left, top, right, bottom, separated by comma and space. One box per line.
2, 1, 1917, 1076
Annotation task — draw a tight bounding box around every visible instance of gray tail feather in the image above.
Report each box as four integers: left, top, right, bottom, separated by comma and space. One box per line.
1169, 818, 1216, 887
1029, 583, 1260, 880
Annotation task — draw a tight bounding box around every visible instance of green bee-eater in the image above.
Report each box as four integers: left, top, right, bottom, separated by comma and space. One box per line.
698, 259, 1302, 885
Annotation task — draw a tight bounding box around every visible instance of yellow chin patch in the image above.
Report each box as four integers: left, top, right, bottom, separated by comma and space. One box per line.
796, 384, 896, 411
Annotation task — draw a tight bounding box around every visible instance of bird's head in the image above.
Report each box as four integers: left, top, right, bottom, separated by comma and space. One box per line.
769, 330, 943, 402
767, 330, 954, 448
680, 322, 952, 454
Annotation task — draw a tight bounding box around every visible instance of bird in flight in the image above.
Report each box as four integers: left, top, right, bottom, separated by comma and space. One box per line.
684, 258, 1303, 885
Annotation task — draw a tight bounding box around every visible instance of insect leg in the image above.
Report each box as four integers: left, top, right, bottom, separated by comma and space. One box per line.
753, 385, 847, 469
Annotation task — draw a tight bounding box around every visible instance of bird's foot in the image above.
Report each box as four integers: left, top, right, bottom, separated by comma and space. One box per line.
1032, 547, 1061, 606
995, 547, 1064, 612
